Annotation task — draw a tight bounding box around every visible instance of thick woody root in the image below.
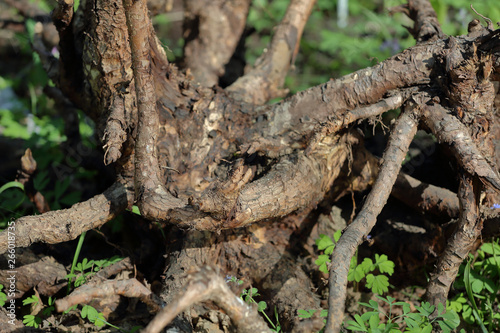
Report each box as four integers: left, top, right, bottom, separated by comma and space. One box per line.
183, 0, 251, 86
340, 144, 460, 218
422, 103, 500, 191
83, 0, 136, 165
425, 174, 482, 311
392, 172, 460, 218
0, 181, 133, 255
226, 0, 316, 104
325, 106, 420, 333
144, 266, 272, 333
49, 0, 486, 233
191, 134, 351, 228
159, 209, 325, 331
55, 278, 162, 313
391, 0, 444, 43
0, 249, 67, 299
139, 131, 354, 230
305, 92, 406, 155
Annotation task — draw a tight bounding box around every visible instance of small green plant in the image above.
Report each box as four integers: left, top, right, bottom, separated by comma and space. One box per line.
315, 232, 395, 294
64, 303, 136, 331
348, 254, 395, 295
66, 255, 123, 288
315, 230, 342, 274
22, 295, 39, 307
21, 295, 55, 328
0, 284, 7, 306
81, 304, 107, 328
345, 296, 461, 333
227, 276, 281, 332
43, 297, 55, 317
22, 314, 42, 328
297, 308, 328, 330
448, 239, 500, 333
297, 308, 328, 319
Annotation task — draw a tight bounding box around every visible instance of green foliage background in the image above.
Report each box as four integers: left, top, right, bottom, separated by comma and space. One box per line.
1, 1, 500, 330
245, 0, 500, 94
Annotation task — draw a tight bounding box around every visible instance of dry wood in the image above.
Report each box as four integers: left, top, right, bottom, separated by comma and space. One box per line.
183, 0, 251, 86
144, 266, 272, 333
425, 173, 482, 310
0, 0, 500, 331
55, 278, 162, 313
325, 104, 420, 332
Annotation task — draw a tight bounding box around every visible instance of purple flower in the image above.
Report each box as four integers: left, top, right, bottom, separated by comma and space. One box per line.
380, 39, 401, 55
491, 204, 500, 209
51, 47, 60, 59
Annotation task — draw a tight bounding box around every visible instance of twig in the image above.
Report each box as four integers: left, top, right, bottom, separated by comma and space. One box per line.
470, 4, 493, 30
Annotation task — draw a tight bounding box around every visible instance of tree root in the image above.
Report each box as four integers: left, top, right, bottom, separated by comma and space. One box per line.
0, 181, 133, 254
55, 278, 162, 313
144, 266, 272, 333
425, 173, 482, 311
325, 105, 420, 332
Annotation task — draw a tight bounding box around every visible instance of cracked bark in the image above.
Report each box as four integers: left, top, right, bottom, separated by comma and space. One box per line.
325, 105, 420, 332
1, 0, 500, 331
425, 173, 482, 311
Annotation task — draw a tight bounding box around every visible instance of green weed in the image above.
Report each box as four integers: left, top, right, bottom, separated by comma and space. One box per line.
227, 276, 281, 332
345, 296, 460, 333
21, 295, 55, 328
0, 284, 7, 306
315, 232, 395, 294
448, 239, 500, 332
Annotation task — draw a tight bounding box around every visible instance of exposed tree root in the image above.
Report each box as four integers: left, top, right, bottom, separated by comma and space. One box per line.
144, 266, 272, 333
1, 0, 500, 331
183, 0, 251, 87
55, 278, 162, 313
0, 181, 133, 254
425, 173, 482, 311
159, 210, 324, 332
392, 172, 460, 218
0, 250, 67, 298
227, 0, 316, 104
422, 103, 500, 191
325, 105, 420, 332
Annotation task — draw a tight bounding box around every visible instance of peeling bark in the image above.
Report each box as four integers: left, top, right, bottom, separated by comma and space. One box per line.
1, 0, 500, 332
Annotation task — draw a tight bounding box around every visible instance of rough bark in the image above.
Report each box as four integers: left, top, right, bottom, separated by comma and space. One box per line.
325, 105, 420, 332
424, 173, 482, 311
1, 0, 500, 332
182, 0, 251, 87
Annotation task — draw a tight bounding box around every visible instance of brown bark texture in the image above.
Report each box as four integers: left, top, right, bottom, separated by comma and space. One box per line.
1, 0, 500, 332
